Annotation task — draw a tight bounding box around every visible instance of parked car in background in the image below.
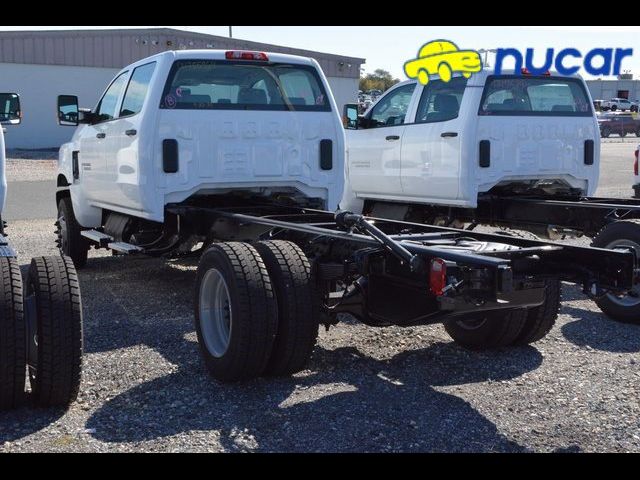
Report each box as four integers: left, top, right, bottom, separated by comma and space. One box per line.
601, 98, 638, 112
598, 112, 640, 137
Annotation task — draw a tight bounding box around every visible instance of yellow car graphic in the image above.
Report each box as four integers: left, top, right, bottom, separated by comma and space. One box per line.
404, 40, 483, 85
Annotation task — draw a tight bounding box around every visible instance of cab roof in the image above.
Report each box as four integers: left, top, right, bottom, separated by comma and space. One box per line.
125, 49, 318, 71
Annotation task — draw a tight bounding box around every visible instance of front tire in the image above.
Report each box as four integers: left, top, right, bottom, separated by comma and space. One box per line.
444, 309, 528, 350
56, 196, 89, 268
592, 220, 640, 324
195, 242, 278, 382
26, 256, 83, 407
255, 241, 319, 376
0, 257, 25, 410
601, 126, 611, 138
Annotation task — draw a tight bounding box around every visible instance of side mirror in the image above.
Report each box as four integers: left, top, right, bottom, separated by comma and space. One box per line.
57, 95, 80, 126
0, 93, 21, 125
343, 103, 359, 130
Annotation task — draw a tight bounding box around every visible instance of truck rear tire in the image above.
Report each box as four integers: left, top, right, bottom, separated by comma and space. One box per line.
26, 256, 83, 407
592, 220, 640, 324
56, 197, 89, 269
255, 241, 319, 376
195, 242, 278, 382
0, 257, 26, 410
513, 277, 561, 345
601, 126, 611, 138
444, 308, 528, 350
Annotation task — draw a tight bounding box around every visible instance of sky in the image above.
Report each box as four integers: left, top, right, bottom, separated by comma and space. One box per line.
2, 26, 640, 80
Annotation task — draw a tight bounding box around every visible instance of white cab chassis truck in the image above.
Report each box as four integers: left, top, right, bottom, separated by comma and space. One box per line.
0, 93, 82, 411
343, 69, 640, 324
56, 52, 638, 382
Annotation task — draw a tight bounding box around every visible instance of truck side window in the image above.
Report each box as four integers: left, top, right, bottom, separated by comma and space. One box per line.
95, 72, 129, 123
369, 83, 415, 128
120, 62, 157, 118
415, 76, 467, 124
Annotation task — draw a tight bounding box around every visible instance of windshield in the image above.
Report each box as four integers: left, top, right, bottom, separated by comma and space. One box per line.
479, 76, 593, 117
160, 60, 331, 112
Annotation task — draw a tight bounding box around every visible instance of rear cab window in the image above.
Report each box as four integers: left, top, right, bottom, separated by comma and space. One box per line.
159, 60, 331, 112
479, 76, 593, 116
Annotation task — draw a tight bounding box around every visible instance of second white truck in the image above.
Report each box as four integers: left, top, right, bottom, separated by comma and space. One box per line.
343, 68, 640, 323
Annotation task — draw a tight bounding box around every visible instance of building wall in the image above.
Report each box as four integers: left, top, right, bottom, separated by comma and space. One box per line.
327, 77, 359, 113
0, 29, 364, 80
0, 62, 357, 150
586, 80, 640, 102
0, 62, 119, 149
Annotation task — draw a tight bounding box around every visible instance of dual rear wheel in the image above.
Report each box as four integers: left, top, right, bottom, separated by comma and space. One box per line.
444, 277, 561, 350
0, 255, 82, 410
194, 241, 319, 382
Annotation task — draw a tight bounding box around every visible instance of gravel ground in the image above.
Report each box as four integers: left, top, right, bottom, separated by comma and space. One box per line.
0, 148, 639, 452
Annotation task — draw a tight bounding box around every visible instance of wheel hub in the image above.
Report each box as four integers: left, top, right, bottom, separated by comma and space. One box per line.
199, 268, 232, 358
606, 238, 640, 307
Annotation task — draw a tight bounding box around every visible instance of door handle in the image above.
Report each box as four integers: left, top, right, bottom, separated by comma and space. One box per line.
441, 132, 458, 138
96, 133, 106, 139
386, 135, 400, 141
125, 129, 137, 137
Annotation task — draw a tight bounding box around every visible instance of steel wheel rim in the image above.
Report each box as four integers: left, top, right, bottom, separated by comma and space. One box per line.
199, 268, 232, 358
605, 239, 640, 307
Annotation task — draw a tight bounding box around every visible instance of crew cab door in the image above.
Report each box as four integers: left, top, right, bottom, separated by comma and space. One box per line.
103, 62, 157, 211
77, 71, 129, 203
347, 82, 417, 198
400, 76, 467, 202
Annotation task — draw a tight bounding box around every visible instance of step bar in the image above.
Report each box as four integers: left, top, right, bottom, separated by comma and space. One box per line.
81, 230, 143, 254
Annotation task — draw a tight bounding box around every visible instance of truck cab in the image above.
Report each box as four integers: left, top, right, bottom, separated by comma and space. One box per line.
341, 69, 599, 214
57, 50, 345, 231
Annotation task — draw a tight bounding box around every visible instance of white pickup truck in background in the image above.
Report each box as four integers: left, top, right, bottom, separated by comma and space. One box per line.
342, 69, 600, 216
342, 69, 640, 323
601, 97, 638, 112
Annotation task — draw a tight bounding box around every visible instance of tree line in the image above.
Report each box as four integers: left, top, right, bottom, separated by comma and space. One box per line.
359, 69, 400, 93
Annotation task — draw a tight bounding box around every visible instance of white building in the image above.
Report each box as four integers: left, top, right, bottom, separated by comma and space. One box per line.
0, 28, 365, 149
586, 78, 640, 103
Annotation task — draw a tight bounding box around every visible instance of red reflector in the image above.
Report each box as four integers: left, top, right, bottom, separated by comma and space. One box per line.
521, 67, 550, 76
225, 51, 269, 61
635, 150, 638, 176
429, 258, 447, 296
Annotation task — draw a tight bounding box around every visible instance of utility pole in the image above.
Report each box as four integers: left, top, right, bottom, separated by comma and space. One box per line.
478, 49, 497, 68
229, 26, 233, 38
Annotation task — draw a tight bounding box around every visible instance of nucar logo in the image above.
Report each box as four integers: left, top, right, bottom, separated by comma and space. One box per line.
405, 39, 634, 82
495, 47, 634, 76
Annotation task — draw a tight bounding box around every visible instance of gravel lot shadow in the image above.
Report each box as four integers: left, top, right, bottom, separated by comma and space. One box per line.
0, 407, 66, 444
560, 306, 640, 353
78, 255, 198, 355
559, 283, 589, 302
85, 340, 542, 452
